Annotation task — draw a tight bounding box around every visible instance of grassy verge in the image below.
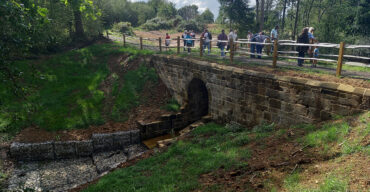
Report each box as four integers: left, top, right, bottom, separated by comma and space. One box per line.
111, 65, 158, 121
84, 123, 254, 192
85, 112, 369, 192
0, 43, 154, 139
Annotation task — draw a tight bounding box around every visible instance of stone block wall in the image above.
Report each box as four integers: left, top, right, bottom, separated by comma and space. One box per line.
10, 130, 140, 161
138, 110, 198, 140
151, 55, 370, 127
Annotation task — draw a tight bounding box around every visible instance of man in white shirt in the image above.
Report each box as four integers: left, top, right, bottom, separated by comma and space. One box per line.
270, 25, 279, 52
227, 29, 237, 51
271, 25, 279, 40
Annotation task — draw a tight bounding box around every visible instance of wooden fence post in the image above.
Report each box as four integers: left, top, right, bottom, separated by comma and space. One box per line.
230, 39, 234, 63
123, 34, 126, 47
200, 38, 203, 57
140, 37, 143, 50
272, 40, 278, 68
177, 36, 180, 54
336, 42, 345, 77
159, 37, 162, 52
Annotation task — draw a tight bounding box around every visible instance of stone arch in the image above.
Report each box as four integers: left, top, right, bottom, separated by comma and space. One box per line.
186, 78, 209, 121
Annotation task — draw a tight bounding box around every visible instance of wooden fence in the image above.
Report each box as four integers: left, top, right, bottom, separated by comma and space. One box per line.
119, 34, 370, 77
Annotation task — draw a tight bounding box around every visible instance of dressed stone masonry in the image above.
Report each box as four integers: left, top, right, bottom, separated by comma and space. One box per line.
150, 55, 370, 126
10, 130, 140, 161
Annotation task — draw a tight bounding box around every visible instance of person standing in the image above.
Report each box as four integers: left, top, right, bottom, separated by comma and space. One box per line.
270, 25, 279, 52
296, 28, 310, 66
247, 31, 253, 50
250, 33, 258, 58
182, 30, 187, 51
165, 33, 171, 47
255, 32, 269, 59
227, 29, 237, 51
271, 25, 279, 40
217, 29, 228, 57
185, 32, 193, 54
190, 30, 196, 47
202, 29, 212, 55
308, 27, 317, 63
312, 45, 319, 68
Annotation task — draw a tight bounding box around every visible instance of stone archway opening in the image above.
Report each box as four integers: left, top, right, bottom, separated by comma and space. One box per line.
187, 78, 209, 121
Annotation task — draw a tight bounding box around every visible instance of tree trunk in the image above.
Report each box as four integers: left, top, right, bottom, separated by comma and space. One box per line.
259, 0, 265, 31
292, 0, 300, 40
306, 0, 315, 26
281, 0, 288, 35
256, 0, 260, 28
73, 6, 85, 40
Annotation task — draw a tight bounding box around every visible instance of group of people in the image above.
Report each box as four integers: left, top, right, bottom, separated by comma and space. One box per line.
297, 27, 318, 67
165, 25, 319, 66
182, 30, 196, 53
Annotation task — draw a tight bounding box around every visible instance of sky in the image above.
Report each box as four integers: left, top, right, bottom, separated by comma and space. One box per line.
130, 0, 256, 19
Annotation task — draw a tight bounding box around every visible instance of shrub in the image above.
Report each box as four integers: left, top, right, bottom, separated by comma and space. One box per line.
142, 17, 173, 31
162, 98, 180, 112
112, 22, 134, 35
177, 19, 205, 33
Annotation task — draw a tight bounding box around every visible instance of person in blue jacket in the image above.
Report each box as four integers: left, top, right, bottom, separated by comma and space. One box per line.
185, 32, 193, 54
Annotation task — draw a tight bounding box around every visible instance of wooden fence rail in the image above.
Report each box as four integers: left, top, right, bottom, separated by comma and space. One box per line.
120, 34, 369, 77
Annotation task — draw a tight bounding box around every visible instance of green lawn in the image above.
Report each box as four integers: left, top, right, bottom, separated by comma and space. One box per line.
84, 123, 254, 192
0, 43, 155, 138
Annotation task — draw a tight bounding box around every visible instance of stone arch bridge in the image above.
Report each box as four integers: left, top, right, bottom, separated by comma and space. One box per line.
148, 55, 369, 127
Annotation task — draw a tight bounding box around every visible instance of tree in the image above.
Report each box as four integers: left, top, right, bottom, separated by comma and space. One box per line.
259, 0, 265, 31
131, 2, 156, 26
64, 0, 100, 40
157, 2, 177, 19
292, 0, 300, 40
199, 9, 214, 24
178, 5, 199, 21
218, 0, 255, 34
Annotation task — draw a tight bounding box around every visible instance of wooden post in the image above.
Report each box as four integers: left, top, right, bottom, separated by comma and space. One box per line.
159, 37, 162, 52
230, 39, 234, 63
210, 41, 212, 51
140, 37, 143, 50
336, 42, 345, 77
200, 38, 203, 57
272, 40, 278, 68
177, 36, 180, 54
123, 34, 126, 47
106, 31, 109, 39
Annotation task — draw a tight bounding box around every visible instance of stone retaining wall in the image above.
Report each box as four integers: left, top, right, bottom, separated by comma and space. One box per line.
138, 110, 198, 140
151, 55, 370, 126
10, 130, 140, 161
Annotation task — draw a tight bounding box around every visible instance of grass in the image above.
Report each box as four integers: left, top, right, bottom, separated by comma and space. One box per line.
303, 122, 350, 148
161, 98, 180, 112
0, 43, 155, 138
283, 173, 348, 192
111, 65, 158, 121
84, 123, 253, 192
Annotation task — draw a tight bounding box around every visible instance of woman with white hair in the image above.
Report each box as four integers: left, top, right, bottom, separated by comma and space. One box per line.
308, 27, 317, 63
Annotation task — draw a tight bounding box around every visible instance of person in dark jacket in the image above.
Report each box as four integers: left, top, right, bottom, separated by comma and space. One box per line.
255, 32, 269, 59
217, 29, 228, 57
296, 28, 309, 66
